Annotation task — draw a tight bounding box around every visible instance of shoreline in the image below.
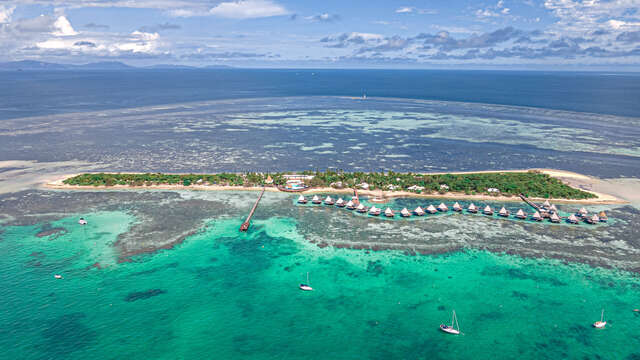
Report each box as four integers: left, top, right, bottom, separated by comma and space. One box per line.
42, 169, 628, 205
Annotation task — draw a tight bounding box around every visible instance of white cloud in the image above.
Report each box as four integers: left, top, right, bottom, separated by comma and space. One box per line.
209, 0, 288, 19
52, 16, 78, 36
606, 19, 640, 30
396, 7, 413, 13
0, 5, 15, 23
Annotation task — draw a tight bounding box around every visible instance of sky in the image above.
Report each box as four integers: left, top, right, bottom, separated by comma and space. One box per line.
0, 0, 639, 69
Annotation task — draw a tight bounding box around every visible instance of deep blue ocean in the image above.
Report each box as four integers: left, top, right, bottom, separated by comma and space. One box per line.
1, 69, 639, 120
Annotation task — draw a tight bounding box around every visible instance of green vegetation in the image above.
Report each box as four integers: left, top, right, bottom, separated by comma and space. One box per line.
62, 170, 597, 199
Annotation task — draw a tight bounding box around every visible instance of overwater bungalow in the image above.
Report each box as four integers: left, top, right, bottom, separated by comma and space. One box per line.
467, 203, 478, 213
452, 202, 462, 212
400, 208, 411, 217
356, 203, 367, 213
324, 196, 335, 205
346, 200, 356, 210
543, 200, 551, 208
414, 206, 426, 216
567, 214, 579, 224
384, 208, 395, 218
577, 207, 588, 218
515, 209, 527, 219
598, 211, 608, 222
297, 195, 308, 204
550, 212, 561, 223
586, 214, 599, 224
335, 198, 345, 207
532, 211, 543, 221
437, 203, 449, 212
498, 206, 509, 217
483, 205, 494, 216
369, 206, 381, 216
312, 195, 321, 204
426, 204, 438, 214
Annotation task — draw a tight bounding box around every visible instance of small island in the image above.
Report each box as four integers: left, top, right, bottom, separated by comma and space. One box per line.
47, 169, 623, 204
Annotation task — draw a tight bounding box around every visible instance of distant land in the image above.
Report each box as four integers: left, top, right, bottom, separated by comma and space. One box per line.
0, 60, 233, 71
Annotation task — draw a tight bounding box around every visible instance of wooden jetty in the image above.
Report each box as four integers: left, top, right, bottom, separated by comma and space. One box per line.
240, 187, 265, 232
519, 193, 541, 211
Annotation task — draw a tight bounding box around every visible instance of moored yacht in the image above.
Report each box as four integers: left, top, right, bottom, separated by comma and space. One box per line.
440, 310, 461, 335
592, 309, 606, 328
299, 272, 313, 291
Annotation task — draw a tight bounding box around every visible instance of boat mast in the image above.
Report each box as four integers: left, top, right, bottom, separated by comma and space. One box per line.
601, 309, 604, 322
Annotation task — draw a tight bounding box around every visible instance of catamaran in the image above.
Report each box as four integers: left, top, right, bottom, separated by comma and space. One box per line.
299, 272, 313, 291
593, 309, 606, 328
440, 310, 461, 335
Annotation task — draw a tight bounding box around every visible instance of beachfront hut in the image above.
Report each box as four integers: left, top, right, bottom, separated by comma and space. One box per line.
369, 206, 381, 216
587, 214, 600, 224
312, 195, 321, 204
498, 206, 509, 217
297, 195, 308, 204
543, 200, 551, 208
453, 202, 462, 212
401, 208, 411, 217
567, 214, 579, 224
598, 211, 608, 222
550, 212, 561, 223
414, 206, 425, 216
384, 208, 395, 218
515, 209, 527, 219
483, 205, 494, 216
577, 207, 588, 218
532, 211, 543, 221
324, 196, 335, 205
467, 203, 478, 213
356, 203, 367, 213
437, 203, 449, 212
426, 204, 437, 214
336, 198, 345, 207
346, 200, 356, 210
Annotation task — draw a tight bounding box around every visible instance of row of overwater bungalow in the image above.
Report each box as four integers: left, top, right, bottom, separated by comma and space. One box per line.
297, 195, 607, 224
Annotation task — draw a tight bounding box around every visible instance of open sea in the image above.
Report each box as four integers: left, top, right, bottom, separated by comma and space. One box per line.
1, 69, 640, 359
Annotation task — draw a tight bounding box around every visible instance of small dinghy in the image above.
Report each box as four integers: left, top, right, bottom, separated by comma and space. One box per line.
311, 195, 321, 204
437, 203, 448, 212
299, 272, 313, 291
452, 202, 462, 212
483, 205, 493, 216
54, 274, 63, 279
440, 310, 461, 335
400, 208, 411, 218
467, 203, 478, 213
593, 309, 606, 328
335, 198, 345, 207
297, 195, 307, 204
324, 196, 335, 205
426, 204, 437, 214
515, 209, 527, 219
345, 200, 356, 210
384, 207, 395, 218
78, 218, 87, 225
414, 206, 425, 216
498, 206, 509, 217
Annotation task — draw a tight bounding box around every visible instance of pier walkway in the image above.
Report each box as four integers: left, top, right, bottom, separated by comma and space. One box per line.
240, 187, 265, 232
519, 193, 541, 211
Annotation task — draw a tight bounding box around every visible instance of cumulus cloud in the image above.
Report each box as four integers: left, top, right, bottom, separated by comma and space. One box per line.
396, 7, 413, 13
52, 16, 78, 36
139, 22, 181, 32
0, 5, 15, 23
305, 13, 340, 22
617, 31, 640, 43
321, 32, 384, 48
209, 0, 288, 19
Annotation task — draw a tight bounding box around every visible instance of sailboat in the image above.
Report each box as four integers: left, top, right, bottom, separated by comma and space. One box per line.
592, 309, 606, 328
299, 272, 313, 291
440, 310, 461, 335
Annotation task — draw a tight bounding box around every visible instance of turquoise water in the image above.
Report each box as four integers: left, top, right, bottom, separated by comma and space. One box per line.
2, 210, 640, 359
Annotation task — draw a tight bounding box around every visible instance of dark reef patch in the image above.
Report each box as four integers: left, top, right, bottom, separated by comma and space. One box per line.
36, 226, 67, 239
124, 289, 167, 302
38, 312, 97, 357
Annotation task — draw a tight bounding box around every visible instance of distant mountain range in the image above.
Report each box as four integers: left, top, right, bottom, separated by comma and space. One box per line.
0, 60, 234, 71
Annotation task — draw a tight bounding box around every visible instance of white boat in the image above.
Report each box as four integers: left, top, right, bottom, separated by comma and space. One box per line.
299, 272, 313, 291
437, 203, 448, 212
567, 214, 579, 224
515, 209, 526, 219
593, 309, 606, 328
312, 195, 321, 204
384, 207, 394, 217
346, 200, 356, 210
440, 310, 461, 335
532, 211, 543, 221
498, 206, 509, 217
297, 195, 307, 204
467, 203, 478, 213
324, 196, 335, 205
414, 206, 425, 216
336, 198, 345, 207
400, 208, 411, 217
483, 205, 493, 215
54, 274, 63, 279
452, 202, 462, 212
78, 218, 87, 225
426, 204, 437, 214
